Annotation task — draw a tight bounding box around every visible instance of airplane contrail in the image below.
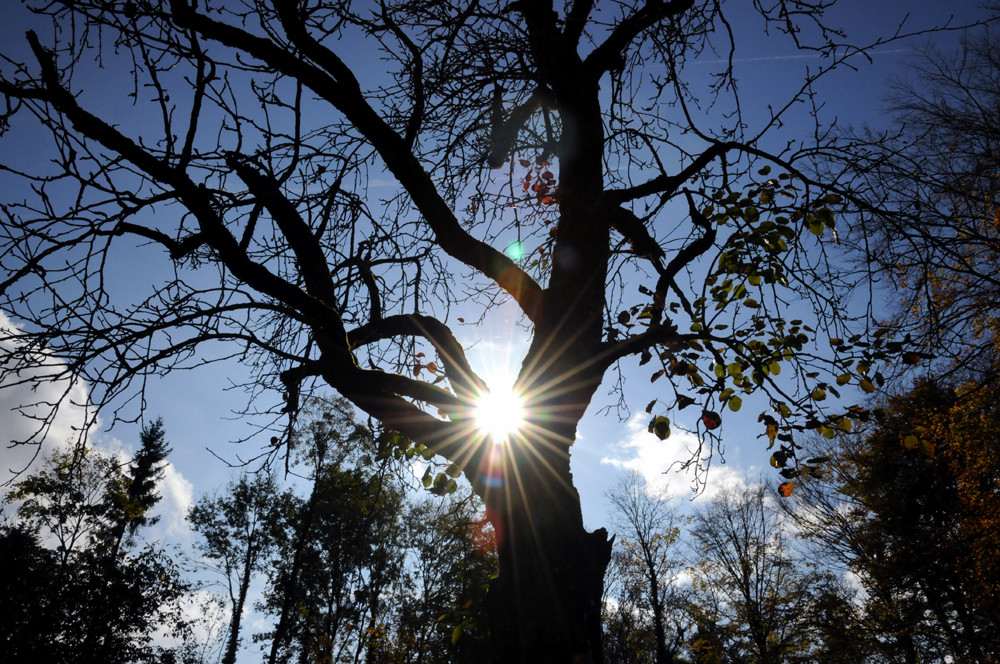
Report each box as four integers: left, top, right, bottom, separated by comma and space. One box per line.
694, 48, 911, 65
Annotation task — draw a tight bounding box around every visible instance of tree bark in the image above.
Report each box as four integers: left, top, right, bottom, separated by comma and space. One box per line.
480, 419, 612, 664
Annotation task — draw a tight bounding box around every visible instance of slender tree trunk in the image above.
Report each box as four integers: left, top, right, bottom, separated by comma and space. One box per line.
647, 568, 670, 664
481, 420, 612, 664
223, 548, 256, 664
268, 492, 319, 664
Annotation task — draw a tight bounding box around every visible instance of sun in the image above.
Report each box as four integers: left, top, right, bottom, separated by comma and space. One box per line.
474, 388, 525, 443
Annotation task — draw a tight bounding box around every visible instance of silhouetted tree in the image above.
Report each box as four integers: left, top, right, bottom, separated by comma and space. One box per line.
1, 440, 188, 664
0, 1, 946, 660
189, 472, 291, 664
688, 484, 828, 664
790, 378, 1000, 663
604, 472, 687, 664
837, 23, 1000, 378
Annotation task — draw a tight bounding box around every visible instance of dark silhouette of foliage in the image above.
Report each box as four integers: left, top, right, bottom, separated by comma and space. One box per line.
188, 472, 292, 664
1, 432, 189, 664
790, 378, 1000, 663
838, 23, 1000, 379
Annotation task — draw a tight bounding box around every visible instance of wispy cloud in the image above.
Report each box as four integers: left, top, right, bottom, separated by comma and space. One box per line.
600, 414, 747, 500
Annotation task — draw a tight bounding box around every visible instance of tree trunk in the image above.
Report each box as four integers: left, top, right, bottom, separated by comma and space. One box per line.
223, 548, 255, 664
481, 423, 612, 664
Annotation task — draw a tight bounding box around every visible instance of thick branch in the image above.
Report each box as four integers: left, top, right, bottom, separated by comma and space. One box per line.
20, 31, 336, 331
226, 154, 338, 307
348, 314, 488, 402
563, 0, 594, 50
168, 0, 544, 321
583, 0, 694, 79
111, 221, 204, 260
603, 202, 666, 263
333, 257, 382, 324
652, 192, 717, 324
488, 86, 553, 168
606, 141, 737, 204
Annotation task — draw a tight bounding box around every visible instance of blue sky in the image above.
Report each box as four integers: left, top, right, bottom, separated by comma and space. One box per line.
0, 0, 993, 564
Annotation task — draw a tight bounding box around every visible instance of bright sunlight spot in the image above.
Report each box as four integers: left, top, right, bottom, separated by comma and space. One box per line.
474, 388, 525, 443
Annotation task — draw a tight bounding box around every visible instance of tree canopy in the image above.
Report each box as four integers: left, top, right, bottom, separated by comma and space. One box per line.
0, 1, 968, 662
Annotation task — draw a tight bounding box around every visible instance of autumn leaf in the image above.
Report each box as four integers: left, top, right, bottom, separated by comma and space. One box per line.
702, 410, 722, 430
676, 394, 696, 410
778, 482, 795, 497
648, 416, 671, 441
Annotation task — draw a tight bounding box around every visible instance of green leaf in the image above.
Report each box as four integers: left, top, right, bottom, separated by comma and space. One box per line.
648, 416, 671, 441
728, 396, 743, 412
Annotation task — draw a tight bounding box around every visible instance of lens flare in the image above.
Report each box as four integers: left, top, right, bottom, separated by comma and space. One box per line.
474, 388, 525, 443
506, 241, 524, 260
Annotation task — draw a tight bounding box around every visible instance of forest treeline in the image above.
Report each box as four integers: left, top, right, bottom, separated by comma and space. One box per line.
3, 376, 999, 664
1, 398, 497, 664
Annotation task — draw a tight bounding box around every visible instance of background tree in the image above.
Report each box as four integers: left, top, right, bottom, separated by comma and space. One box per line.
384, 496, 497, 664
0, 1, 939, 660
604, 472, 687, 664
1, 437, 189, 664
789, 378, 1000, 663
687, 484, 827, 664
837, 23, 1000, 377
188, 472, 292, 664
190, 396, 496, 664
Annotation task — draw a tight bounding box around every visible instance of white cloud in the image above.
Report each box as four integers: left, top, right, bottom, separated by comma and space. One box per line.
151, 461, 195, 541
0, 311, 93, 486
154, 588, 227, 660
1, 314, 195, 546
600, 414, 748, 501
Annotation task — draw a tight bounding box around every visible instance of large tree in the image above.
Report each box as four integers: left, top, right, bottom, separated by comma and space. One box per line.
688, 484, 827, 664
0, 1, 939, 661
836, 22, 1000, 377
790, 378, 1000, 663
1, 439, 189, 664
604, 472, 687, 664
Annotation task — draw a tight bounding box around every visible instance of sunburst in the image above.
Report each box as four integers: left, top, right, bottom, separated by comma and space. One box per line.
474, 385, 525, 444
